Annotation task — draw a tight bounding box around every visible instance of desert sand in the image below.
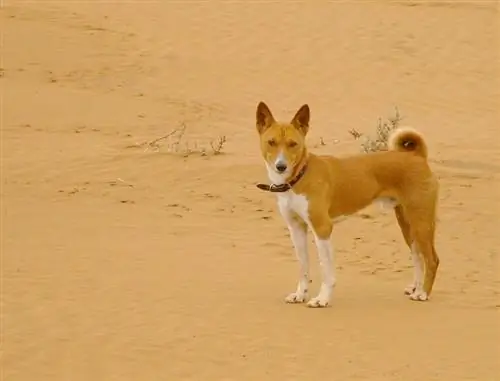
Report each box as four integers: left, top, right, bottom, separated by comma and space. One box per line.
2, 1, 499, 380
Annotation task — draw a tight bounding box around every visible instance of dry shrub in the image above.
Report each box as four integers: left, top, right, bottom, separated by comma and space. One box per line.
349, 107, 402, 153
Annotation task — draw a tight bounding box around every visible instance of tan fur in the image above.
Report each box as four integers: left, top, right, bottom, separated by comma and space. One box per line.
256, 102, 440, 300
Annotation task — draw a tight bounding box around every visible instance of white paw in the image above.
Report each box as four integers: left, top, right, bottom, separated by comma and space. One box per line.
409, 290, 428, 301
306, 296, 330, 308
285, 292, 307, 304
404, 284, 416, 295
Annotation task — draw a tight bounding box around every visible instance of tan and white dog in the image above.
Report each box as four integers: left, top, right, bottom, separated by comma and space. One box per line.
255, 102, 440, 308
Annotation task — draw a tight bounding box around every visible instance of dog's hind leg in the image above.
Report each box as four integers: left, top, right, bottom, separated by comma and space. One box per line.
416, 234, 440, 300
406, 212, 439, 301
395, 206, 423, 296
426, 243, 440, 295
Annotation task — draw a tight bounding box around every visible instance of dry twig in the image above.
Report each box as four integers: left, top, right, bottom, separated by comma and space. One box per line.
143, 123, 187, 153
134, 122, 227, 157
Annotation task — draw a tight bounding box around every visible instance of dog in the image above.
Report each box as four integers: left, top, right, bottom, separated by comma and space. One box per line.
255, 101, 440, 308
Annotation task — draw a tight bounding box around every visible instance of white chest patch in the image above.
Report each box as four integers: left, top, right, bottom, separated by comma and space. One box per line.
276, 191, 310, 223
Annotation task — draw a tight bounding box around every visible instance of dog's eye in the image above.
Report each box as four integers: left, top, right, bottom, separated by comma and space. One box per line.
268, 139, 277, 147
288, 141, 298, 148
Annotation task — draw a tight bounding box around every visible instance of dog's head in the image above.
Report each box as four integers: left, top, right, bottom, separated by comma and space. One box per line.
255, 102, 309, 182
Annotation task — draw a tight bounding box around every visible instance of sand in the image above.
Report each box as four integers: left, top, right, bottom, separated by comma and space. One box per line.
1, 1, 499, 380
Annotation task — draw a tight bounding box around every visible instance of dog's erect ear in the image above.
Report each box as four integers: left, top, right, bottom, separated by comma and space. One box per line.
256, 101, 275, 134
290, 104, 310, 135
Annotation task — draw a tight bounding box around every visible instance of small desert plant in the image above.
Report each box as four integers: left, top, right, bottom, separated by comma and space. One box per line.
209, 135, 227, 155
349, 107, 402, 153
133, 122, 227, 157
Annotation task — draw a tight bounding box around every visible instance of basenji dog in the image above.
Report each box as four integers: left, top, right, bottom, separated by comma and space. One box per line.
255, 102, 439, 308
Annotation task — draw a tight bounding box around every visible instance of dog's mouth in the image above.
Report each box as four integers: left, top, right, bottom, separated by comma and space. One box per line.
265, 161, 290, 183
270, 162, 293, 177
273, 166, 291, 176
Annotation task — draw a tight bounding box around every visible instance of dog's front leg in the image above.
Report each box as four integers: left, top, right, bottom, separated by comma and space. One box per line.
308, 215, 335, 308
279, 203, 309, 303
283, 218, 309, 303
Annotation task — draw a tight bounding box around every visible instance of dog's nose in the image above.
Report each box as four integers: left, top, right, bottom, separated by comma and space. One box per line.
276, 163, 287, 173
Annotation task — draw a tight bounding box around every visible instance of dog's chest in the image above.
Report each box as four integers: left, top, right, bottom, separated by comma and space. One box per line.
276, 192, 309, 221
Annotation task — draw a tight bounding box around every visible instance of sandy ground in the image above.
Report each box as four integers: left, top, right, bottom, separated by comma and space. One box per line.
2, 1, 500, 380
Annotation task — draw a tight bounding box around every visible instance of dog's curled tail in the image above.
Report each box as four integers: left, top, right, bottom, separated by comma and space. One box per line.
388, 127, 428, 158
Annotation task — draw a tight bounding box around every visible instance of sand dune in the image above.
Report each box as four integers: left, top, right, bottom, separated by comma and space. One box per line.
2, 1, 499, 380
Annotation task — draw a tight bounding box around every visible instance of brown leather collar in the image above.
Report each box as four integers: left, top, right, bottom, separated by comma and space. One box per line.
256, 163, 308, 193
